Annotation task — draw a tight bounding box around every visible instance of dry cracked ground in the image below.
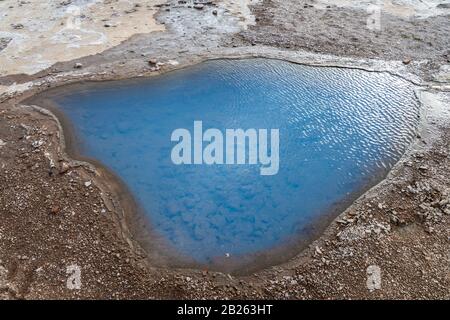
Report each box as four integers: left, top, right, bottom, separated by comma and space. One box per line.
0, 0, 449, 299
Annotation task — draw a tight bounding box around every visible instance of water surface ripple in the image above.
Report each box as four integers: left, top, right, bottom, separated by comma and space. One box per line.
43, 59, 419, 265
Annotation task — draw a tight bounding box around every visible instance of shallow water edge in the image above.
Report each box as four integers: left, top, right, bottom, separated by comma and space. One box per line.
23, 57, 422, 274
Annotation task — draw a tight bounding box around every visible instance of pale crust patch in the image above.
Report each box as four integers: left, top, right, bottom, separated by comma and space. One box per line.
0, 0, 165, 76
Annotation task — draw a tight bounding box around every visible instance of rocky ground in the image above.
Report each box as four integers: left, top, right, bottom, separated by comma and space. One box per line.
235, 0, 450, 81
239, 0, 450, 61
0, 0, 449, 299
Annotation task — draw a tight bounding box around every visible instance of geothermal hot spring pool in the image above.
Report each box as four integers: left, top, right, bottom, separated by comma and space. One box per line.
35, 59, 420, 269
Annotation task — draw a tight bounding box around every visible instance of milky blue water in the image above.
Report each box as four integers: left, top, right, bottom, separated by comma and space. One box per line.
46, 59, 419, 264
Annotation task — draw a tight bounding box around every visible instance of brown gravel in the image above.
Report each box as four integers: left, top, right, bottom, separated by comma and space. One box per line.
236, 0, 450, 80
0, 98, 448, 299
0, 0, 449, 300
